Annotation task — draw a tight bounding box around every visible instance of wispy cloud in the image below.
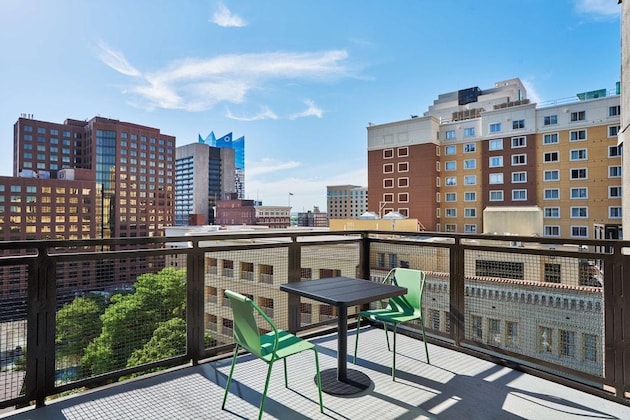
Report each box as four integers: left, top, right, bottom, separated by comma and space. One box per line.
247, 158, 302, 176
289, 99, 324, 120
574, 0, 620, 17
521, 78, 542, 104
211, 3, 247, 27
97, 41, 141, 77
226, 106, 278, 121
97, 43, 351, 112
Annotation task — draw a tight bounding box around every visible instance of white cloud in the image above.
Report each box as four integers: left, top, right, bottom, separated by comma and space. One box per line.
226, 106, 278, 121
521, 79, 542, 104
246, 158, 302, 176
97, 41, 141, 77
211, 3, 247, 27
289, 99, 324, 120
574, 0, 620, 17
97, 45, 350, 112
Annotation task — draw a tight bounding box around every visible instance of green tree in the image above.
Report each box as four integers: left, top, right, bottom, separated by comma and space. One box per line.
56, 296, 105, 360
126, 317, 187, 369
81, 267, 186, 376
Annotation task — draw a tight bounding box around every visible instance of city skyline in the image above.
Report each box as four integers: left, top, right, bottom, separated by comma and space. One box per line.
0, 0, 621, 212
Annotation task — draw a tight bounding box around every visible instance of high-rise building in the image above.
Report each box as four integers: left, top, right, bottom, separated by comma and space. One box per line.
297, 206, 328, 227
621, 0, 629, 239
175, 142, 236, 226
367, 78, 622, 238
199, 131, 245, 199
326, 185, 368, 219
13, 116, 176, 239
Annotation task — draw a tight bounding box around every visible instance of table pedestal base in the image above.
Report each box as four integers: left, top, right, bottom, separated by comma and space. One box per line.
315, 368, 371, 395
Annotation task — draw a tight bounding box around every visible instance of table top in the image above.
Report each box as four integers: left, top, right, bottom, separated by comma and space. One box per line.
280, 277, 406, 307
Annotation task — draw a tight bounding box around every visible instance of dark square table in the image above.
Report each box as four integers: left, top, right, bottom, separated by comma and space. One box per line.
280, 277, 407, 395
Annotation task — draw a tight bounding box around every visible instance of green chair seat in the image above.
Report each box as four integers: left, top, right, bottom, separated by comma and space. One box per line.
354, 268, 430, 380
222, 290, 324, 419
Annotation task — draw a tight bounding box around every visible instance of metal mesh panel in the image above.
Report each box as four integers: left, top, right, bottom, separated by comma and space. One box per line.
463, 246, 604, 378
55, 253, 188, 386
0, 263, 28, 404
369, 242, 450, 338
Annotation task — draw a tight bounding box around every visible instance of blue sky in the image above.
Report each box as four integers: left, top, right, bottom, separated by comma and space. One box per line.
0, 0, 622, 213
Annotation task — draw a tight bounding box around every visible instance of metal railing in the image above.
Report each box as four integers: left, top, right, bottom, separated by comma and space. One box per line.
0, 229, 628, 411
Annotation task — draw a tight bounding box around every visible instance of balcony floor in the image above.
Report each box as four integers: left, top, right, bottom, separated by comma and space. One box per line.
3, 327, 630, 419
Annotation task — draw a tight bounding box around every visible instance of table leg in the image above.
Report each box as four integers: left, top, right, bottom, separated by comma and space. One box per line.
315, 304, 371, 395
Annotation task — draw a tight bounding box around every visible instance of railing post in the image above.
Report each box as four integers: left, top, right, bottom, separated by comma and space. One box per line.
26, 247, 56, 407
449, 236, 465, 346
186, 240, 204, 365
604, 243, 629, 397
359, 232, 370, 280
286, 236, 301, 333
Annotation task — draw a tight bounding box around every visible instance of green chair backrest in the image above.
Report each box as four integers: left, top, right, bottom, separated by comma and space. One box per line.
225, 290, 277, 359
386, 268, 426, 315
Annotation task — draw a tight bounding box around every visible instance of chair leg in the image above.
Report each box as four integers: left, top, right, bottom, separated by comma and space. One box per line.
222, 344, 240, 410
353, 315, 361, 364
421, 317, 430, 364
384, 323, 391, 351
392, 324, 398, 380
283, 358, 289, 388
313, 348, 324, 414
258, 362, 274, 420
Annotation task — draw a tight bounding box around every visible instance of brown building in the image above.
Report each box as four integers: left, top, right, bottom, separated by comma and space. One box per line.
215, 198, 257, 226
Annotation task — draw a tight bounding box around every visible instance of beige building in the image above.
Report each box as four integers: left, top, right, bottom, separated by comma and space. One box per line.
327, 185, 368, 219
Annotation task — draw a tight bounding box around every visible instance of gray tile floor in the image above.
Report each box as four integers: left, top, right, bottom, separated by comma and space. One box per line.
3, 327, 630, 419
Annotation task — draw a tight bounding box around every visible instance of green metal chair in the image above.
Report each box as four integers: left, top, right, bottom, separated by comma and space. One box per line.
222, 290, 324, 419
353, 268, 430, 380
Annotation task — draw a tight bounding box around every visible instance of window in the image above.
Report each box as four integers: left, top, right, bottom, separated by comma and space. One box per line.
383, 178, 394, 188
464, 191, 476, 201
445, 145, 456, 155
445, 130, 455, 139
539, 326, 553, 352
511, 136, 526, 148
445, 176, 456, 186
543, 115, 557, 125
506, 321, 518, 347
609, 145, 622, 157
489, 156, 503, 167
543, 133, 558, 144
544, 170, 559, 181
397, 177, 409, 187
570, 168, 587, 180
489, 139, 503, 151
570, 111, 585, 122
490, 123, 502, 133
571, 226, 588, 238
397, 147, 408, 157
544, 263, 561, 283
445, 208, 457, 217
464, 175, 476, 185
397, 162, 408, 172
445, 192, 457, 202
609, 125, 620, 137
543, 151, 559, 162
464, 127, 475, 137
436, 162, 440, 171
512, 189, 527, 201
544, 188, 559, 199
489, 173, 504, 184
464, 159, 476, 169
544, 207, 559, 218
398, 192, 408, 202
445, 161, 456, 171
444, 223, 456, 232
571, 207, 587, 218
570, 187, 588, 199
383, 163, 394, 173
609, 105, 621, 116
383, 149, 394, 159
609, 186, 622, 198
464, 208, 476, 217
488, 318, 501, 345
570, 130, 587, 141
511, 154, 526, 165
471, 315, 483, 341
511, 172, 526, 183
464, 143, 476, 153
475, 260, 524, 279
559, 330, 576, 357
512, 119, 525, 129
583, 334, 598, 362
610, 207, 622, 218
489, 190, 504, 201
570, 149, 587, 161
464, 224, 477, 233
609, 165, 622, 177
544, 225, 560, 237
